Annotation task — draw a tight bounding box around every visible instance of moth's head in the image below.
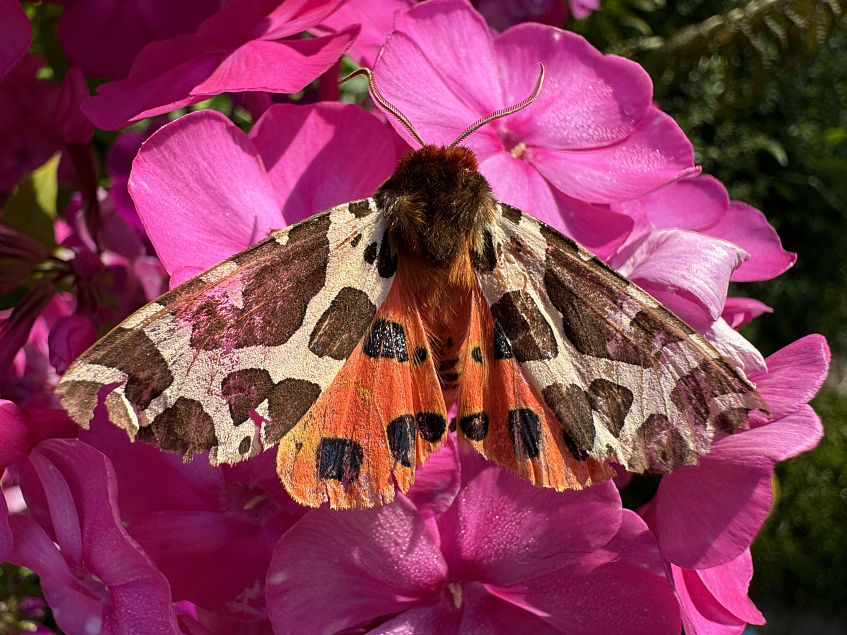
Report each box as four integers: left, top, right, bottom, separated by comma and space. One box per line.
341, 64, 546, 267
374, 144, 495, 265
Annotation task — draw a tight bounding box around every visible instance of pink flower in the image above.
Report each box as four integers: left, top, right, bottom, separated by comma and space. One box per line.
670, 549, 765, 635
54, 0, 220, 79
0, 0, 31, 79
642, 334, 829, 570
82, 416, 307, 622
372, 0, 694, 250
267, 439, 681, 634
8, 439, 180, 634
473, 0, 570, 30
128, 102, 402, 285
0, 55, 62, 194
83, 0, 360, 130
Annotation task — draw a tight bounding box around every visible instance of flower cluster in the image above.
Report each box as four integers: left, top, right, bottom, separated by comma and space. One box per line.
0, 1, 828, 633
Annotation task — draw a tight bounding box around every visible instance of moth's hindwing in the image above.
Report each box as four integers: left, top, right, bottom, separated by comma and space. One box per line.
56, 199, 397, 466
473, 202, 767, 474
454, 288, 615, 489
277, 274, 447, 508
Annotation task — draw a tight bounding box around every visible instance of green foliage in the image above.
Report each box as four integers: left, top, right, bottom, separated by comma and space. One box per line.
752, 384, 847, 610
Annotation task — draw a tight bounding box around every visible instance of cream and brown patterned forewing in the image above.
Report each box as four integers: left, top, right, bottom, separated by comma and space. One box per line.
474, 203, 767, 474
56, 199, 396, 466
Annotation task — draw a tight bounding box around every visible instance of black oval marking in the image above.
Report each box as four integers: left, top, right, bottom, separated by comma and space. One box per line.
471, 346, 483, 363
238, 436, 252, 455
309, 287, 377, 360
416, 412, 447, 443
376, 230, 397, 278
542, 382, 595, 459
587, 378, 633, 438
364, 241, 378, 264
501, 204, 522, 225
139, 397, 217, 456
472, 229, 497, 272
363, 319, 409, 361
317, 437, 364, 483
459, 411, 489, 441
349, 200, 371, 217
262, 378, 322, 445
508, 408, 541, 459
493, 321, 513, 360
413, 346, 428, 365
387, 414, 415, 468
489, 291, 557, 362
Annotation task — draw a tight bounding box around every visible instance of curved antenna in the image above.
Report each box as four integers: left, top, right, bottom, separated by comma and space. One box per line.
339, 67, 426, 148
449, 63, 545, 148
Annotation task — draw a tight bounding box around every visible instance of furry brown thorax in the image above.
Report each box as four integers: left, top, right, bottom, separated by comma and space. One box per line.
374, 146, 497, 268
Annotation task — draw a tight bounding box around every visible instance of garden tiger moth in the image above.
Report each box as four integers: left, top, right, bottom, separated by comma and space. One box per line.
55, 66, 767, 508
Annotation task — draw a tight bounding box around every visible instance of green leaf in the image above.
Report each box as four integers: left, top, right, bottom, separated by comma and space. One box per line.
1, 153, 60, 250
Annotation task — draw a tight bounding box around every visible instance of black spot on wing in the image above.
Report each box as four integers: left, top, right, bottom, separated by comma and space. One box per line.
238, 436, 252, 455
317, 437, 363, 483
309, 287, 377, 360
472, 229, 497, 273
138, 397, 217, 456
500, 204, 522, 225
416, 412, 447, 443
363, 319, 408, 361
489, 291, 557, 362
348, 200, 371, 217
587, 378, 633, 438
508, 408, 541, 459
493, 321, 513, 360
542, 383, 595, 460
387, 414, 415, 468
471, 346, 483, 363
376, 230, 397, 278
413, 346, 428, 365
92, 327, 174, 410
173, 213, 331, 351
459, 411, 489, 441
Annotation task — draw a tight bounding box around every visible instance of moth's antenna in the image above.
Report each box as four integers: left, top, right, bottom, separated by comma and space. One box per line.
340, 67, 426, 148
449, 63, 545, 147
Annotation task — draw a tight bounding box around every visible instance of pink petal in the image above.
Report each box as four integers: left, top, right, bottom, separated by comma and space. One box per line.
0, 0, 31, 79
437, 446, 621, 586
647, 405, 823, 569
316, 0, 414, 67
12, 439, 179, 634
568, 0, 601, 20
374, 0, 500, 147
530, 108, 696, 203
267, 498, 447, 634
128, 110, 282, 279
489, 512, 681, 635
494, 24, 653, 149
614, 229, 748, 325
701, 318, 767, 378
549, 191, 633, 260
698, 550, 764, 624
56, 0, 219, 79
671, 550, 764, 635
478, 150, 560, 221
749, 334, 831, 420
0, 492, 11, 562
83, 0, 357, 130
47, 314, 97, 375
191, 31, 359, 95
55, 67, 94, 145
405, 435, 462, 520
616, 174, 729, 237
722, 297, 772, 329
0, 400, 32, 468
249, 102, 400, 222
707, 201, 796, 282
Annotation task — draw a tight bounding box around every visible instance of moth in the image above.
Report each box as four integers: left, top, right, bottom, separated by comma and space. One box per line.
56, 67, 767, 509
